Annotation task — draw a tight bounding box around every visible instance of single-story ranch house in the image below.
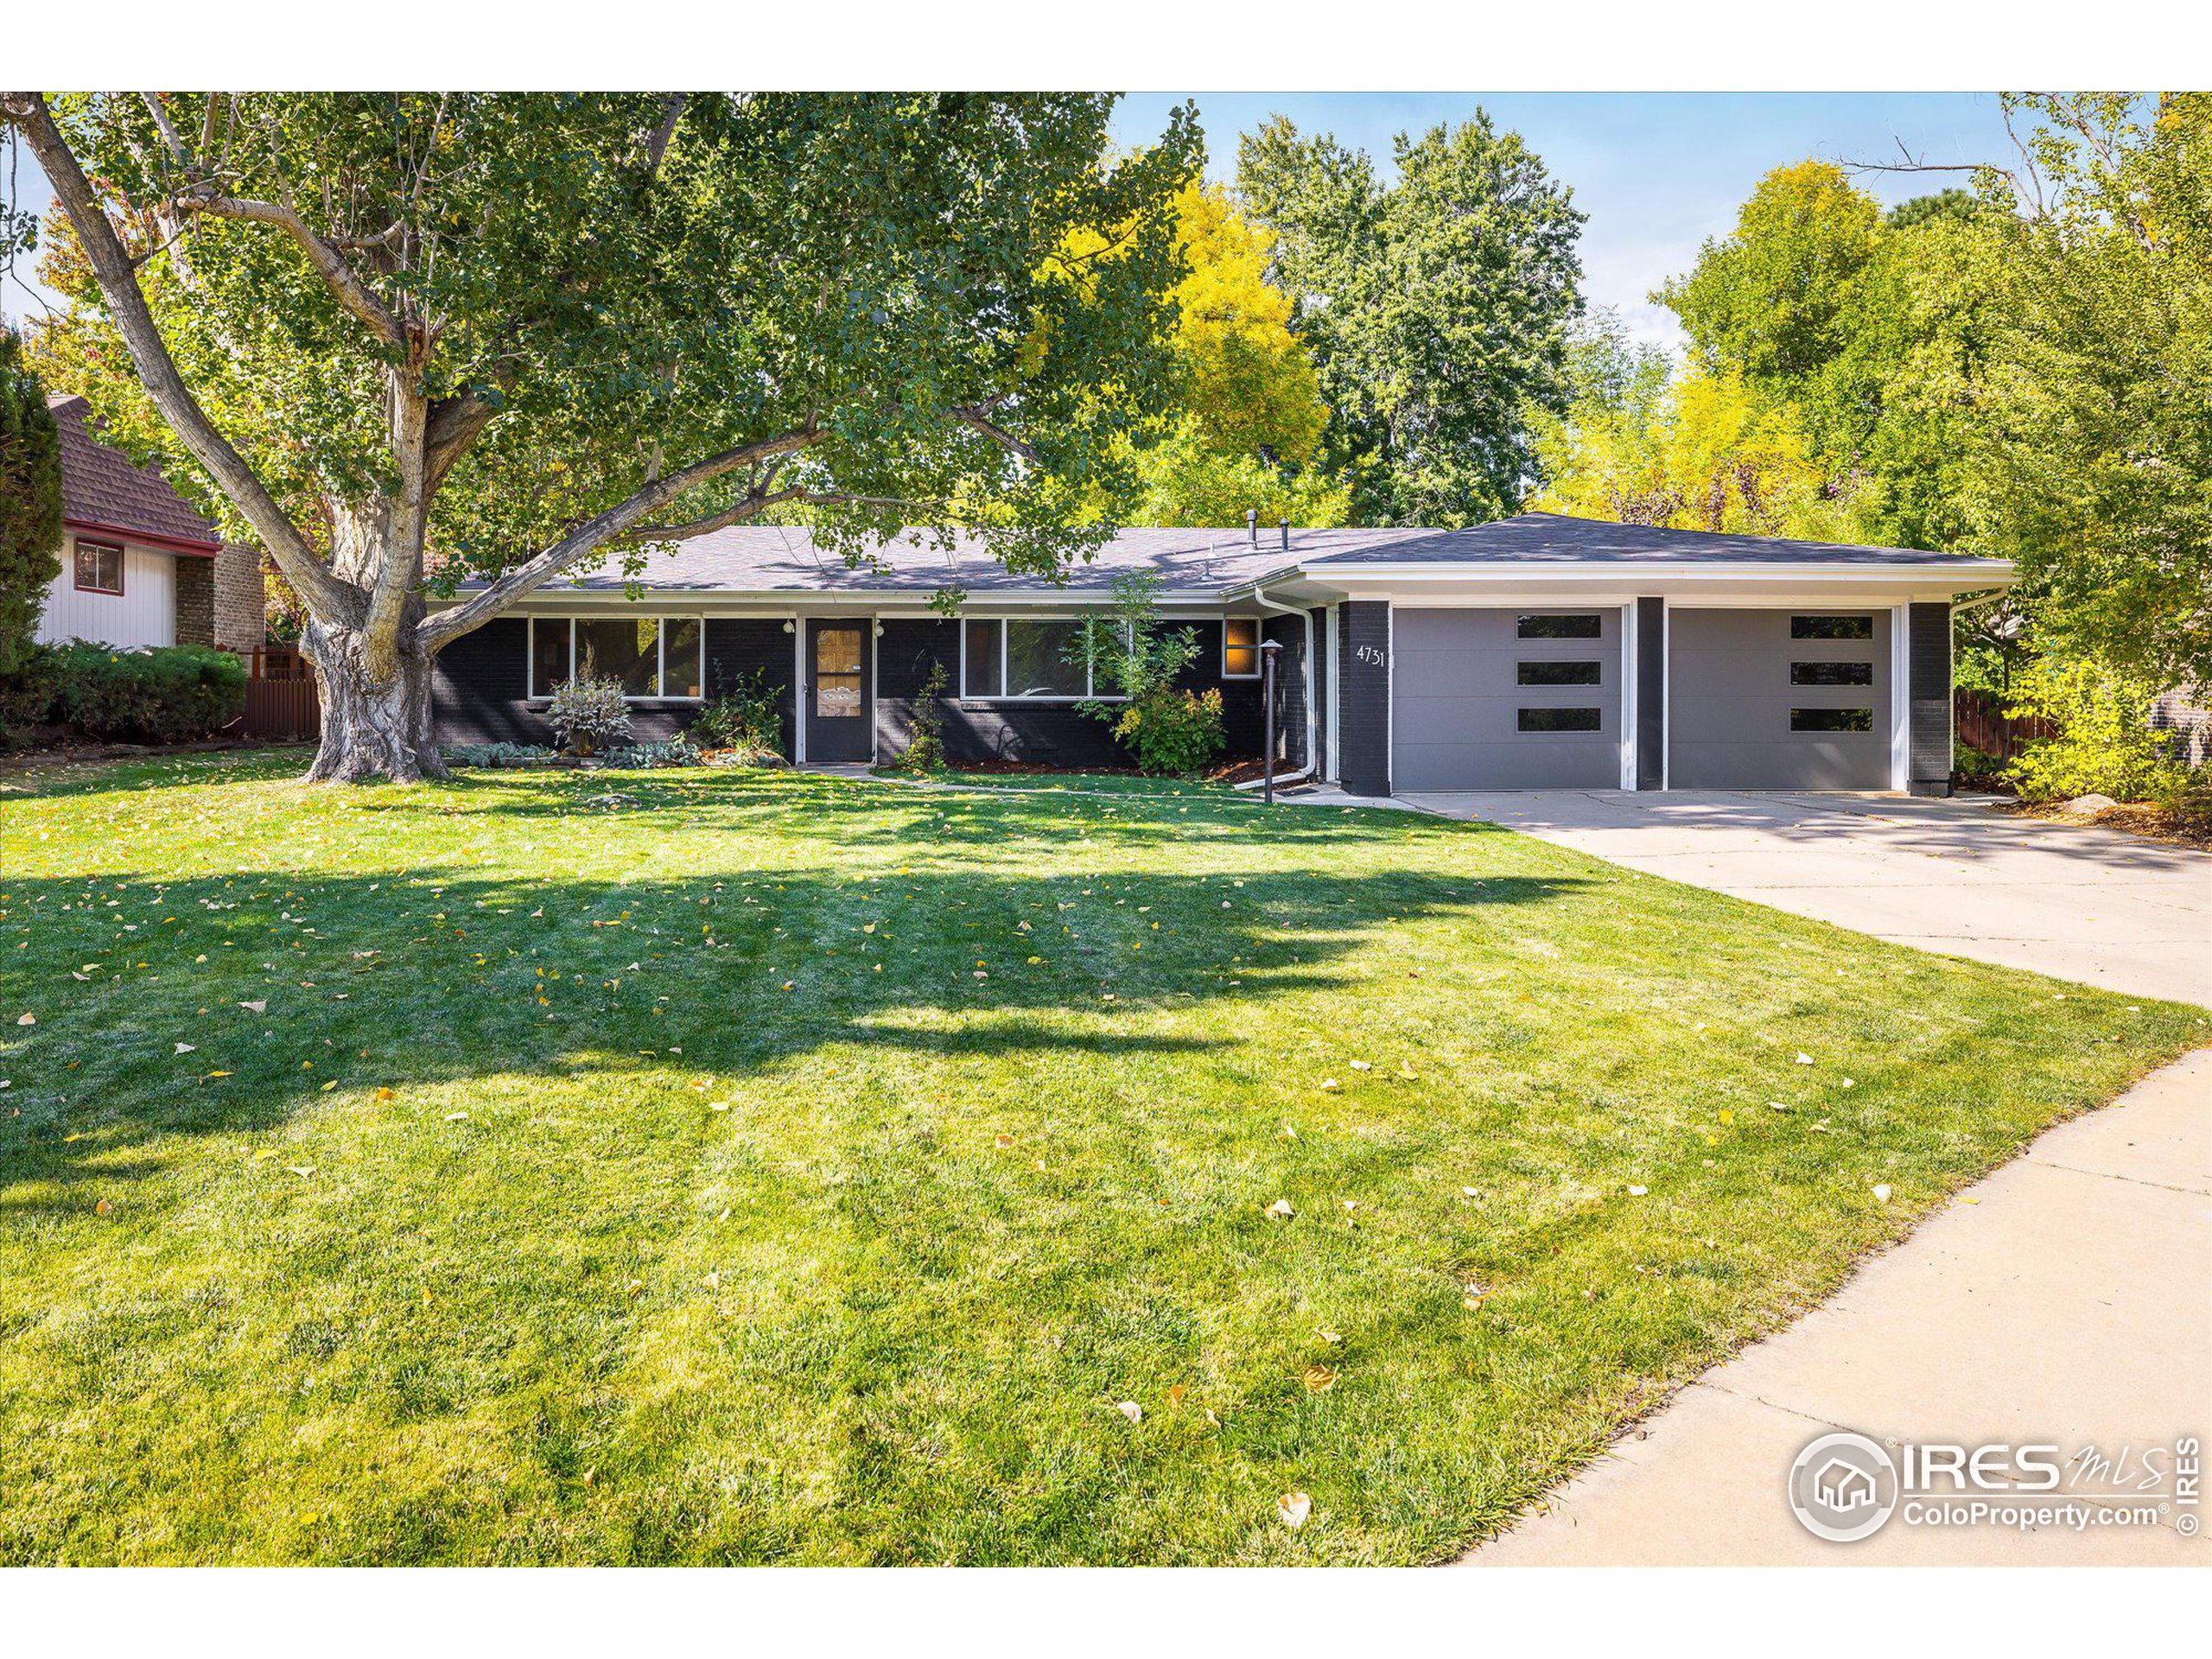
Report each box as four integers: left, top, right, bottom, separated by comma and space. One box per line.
432, 513, 2015, 797
37, 395, 264, 654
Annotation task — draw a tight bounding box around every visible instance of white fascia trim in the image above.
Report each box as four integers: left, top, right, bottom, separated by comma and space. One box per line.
1281, 560, 2017, 582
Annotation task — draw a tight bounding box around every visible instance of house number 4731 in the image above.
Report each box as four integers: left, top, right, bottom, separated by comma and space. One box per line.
1356, 645, 1389, 667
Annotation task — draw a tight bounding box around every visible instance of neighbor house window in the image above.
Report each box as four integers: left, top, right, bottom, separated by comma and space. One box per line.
1790, 614, 1874, 640
73, 540, 124, 595
1517, 613, 1602, 640
1518, 707, 1602, 733
1517, 660, 1602, 686
1790, 661, 1873, 686
959, 618, 1123, 700
527, 615, 704, 699
1223, 618, 1261, 677
1790, 707, 1874, 732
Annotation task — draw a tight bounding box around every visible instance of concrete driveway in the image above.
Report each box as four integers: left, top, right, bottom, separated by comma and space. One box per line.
1398, 790, 2210, 1007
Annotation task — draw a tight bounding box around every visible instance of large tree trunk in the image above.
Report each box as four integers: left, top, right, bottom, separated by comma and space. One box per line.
301, 620, 448, 784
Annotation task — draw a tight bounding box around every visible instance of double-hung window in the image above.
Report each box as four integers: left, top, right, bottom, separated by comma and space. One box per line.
960, 618, 1123, 700
528, 616, 703, 700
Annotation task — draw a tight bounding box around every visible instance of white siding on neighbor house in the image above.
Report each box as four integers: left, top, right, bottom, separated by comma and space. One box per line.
35, 538, 177, 649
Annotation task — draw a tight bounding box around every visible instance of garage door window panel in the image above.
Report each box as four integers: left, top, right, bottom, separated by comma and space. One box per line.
1517, 660, 1603, 687
1791, 661, 1873, 686
1518, 707, 1603, 733
1790, 614, 1875, 640
1517, 613, 1603, 640
1790, 707, 1874, 733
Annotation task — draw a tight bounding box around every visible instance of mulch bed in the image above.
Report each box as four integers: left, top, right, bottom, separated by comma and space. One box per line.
1993, 796, 2212, 852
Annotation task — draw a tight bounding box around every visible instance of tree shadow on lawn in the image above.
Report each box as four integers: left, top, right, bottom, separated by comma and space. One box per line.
0, 860, 1589, 1211
376, 767, 1487, 855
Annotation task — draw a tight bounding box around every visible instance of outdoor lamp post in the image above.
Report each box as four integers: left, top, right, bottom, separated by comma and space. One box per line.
1259, 638, 1283, 805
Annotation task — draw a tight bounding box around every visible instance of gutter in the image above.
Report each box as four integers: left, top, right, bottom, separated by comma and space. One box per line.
63, 516, 221, 558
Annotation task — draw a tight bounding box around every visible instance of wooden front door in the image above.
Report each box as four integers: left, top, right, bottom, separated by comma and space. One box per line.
804, 620, 871, 762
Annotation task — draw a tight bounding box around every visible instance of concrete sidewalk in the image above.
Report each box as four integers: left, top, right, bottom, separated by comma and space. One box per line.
1397, 790, 2211, 1007
1463, 1049, 2212, 1566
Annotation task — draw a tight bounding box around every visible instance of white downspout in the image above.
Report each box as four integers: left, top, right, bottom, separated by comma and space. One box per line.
1247, 585, 1317, 790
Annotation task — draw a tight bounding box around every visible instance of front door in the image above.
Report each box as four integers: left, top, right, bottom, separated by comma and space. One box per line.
804, 620, 871, 762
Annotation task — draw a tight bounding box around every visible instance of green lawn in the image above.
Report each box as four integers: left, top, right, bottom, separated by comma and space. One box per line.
1, 754, 2199, 1564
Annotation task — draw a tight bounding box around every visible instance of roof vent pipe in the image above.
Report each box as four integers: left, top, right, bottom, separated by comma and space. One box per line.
1280, 519, 1290, 551
1245, 508, 1258, 546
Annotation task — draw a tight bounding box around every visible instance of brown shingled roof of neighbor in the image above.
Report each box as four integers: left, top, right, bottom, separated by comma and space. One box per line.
48, 393, 221, 554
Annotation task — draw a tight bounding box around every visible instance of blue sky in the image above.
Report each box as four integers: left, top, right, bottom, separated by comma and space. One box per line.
1111, 92, 2009, 347
5, 93, 2012, 347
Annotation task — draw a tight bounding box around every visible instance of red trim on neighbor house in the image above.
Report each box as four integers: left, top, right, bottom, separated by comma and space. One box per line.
64, 516, 220, 558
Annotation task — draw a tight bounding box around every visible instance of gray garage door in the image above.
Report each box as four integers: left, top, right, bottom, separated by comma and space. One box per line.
1393, 608, 1622, 791
1669, 608, 1892, 790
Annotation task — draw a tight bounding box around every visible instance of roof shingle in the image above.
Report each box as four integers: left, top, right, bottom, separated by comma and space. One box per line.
48, 394, 221, 552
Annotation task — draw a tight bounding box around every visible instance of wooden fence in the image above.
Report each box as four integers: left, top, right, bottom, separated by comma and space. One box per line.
1953, 685, 2053, 764
241, 645, 320, 741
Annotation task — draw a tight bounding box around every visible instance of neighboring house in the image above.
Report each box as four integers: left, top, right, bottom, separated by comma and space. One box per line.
36, 394, 263, 654
431, 512, 2015, 797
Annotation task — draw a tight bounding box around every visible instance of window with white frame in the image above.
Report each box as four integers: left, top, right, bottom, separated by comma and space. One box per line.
73, 539, 124, 595
1222, 617, 1261, 678
528, 615, 703, 700
959, 617, 1124, 700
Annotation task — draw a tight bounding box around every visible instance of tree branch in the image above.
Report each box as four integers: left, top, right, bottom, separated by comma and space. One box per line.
166, 185, 410, 349
951, 404, 1038, 464
424, 389, 498, 487
415, 427, 823, 649
3, 90, 360, 625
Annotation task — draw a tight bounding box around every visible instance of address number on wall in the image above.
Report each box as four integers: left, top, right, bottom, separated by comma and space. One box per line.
1355, 645, 1389, 667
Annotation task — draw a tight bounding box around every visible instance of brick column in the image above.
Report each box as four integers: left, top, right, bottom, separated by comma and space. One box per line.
174, 556, 214, 646
1908, 601, 1954, 797
1338, 600, 1392, 797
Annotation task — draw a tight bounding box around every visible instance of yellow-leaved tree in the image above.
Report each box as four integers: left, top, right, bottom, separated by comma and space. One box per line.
1530, 313, 1872, 541
1057, 181, 1349, 528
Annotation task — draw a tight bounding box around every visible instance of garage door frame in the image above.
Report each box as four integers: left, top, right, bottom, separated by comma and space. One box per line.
1389, 601, 1638, 791
1662, 600, 1910, 792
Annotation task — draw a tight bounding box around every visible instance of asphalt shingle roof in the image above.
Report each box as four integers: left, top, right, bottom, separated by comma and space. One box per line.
48, 394, 221, 551
512, 512, 1995, 597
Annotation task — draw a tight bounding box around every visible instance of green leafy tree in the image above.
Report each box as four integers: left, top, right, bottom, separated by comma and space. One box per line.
0, 326, 63, 674
1656, 160, 2005, 554
1237, 112, 1584, 526
1965, 92, 2212, 689
2, 92, 1198, 780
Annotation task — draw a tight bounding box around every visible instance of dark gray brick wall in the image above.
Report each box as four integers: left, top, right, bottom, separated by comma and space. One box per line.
1261, 611, 1310, 771
1637, 596, 1665, 790
430, 614, 798, 752
1908, 601, 1954, 796
1338, 600, 1392, 796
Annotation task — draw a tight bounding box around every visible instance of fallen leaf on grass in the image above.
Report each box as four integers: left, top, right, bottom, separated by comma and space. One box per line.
444, 1111, 470, 1122
1265, 1198, 1294, 1220
1116, 1401, 1142, 1424
1277, 1492, 1311, 1531
1301, 1365, 1338, 1394
240, 1001, 266, 1014
1167, 1384, 1187, 1409
16, 1014, 33, 1027
1871, 1183, 1893, 1203
285, 1166, 315, 1179
1627, 1185, 1649, 1197
175, 1043, 196, 1055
